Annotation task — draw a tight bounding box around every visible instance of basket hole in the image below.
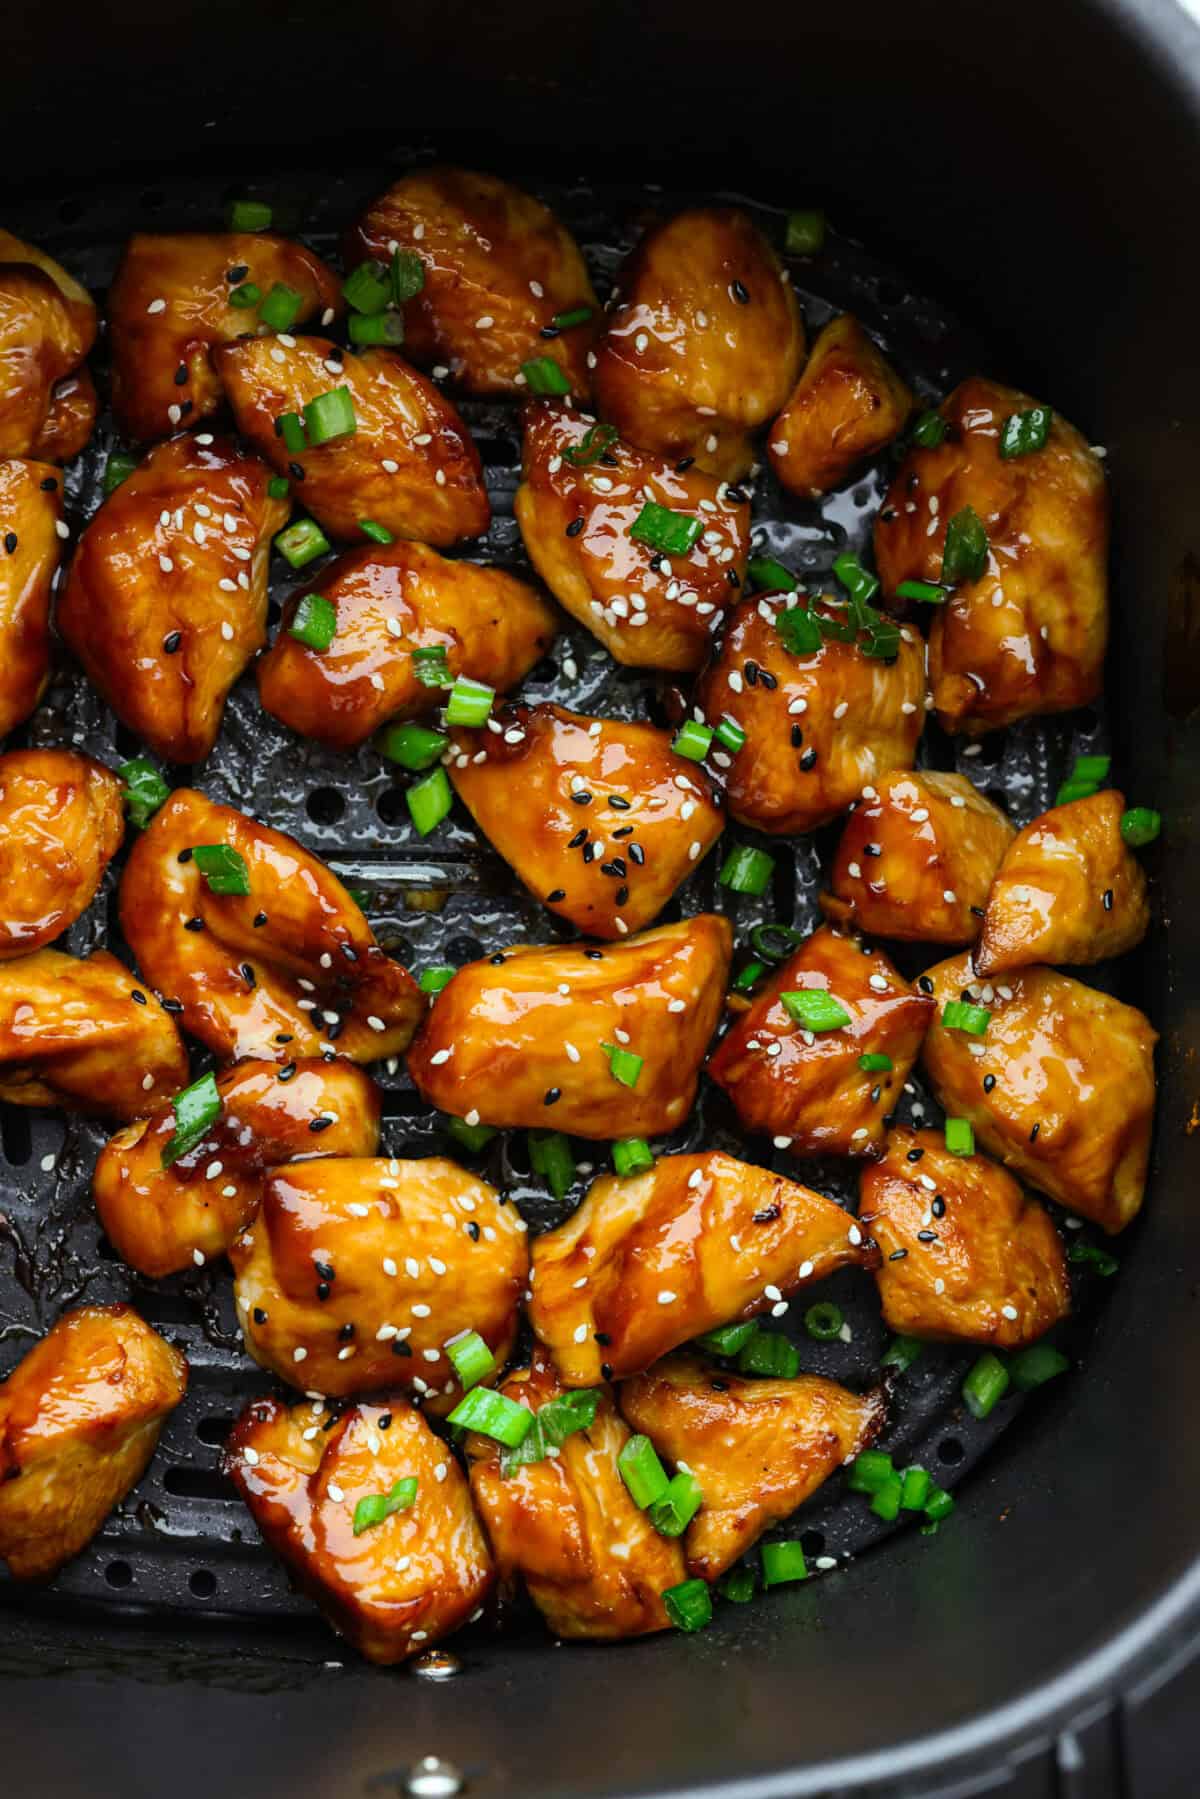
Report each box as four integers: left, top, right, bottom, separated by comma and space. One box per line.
189, 1569, 218, 1598
58, 197, 87, 224
306, 786, 345, 825
1, 1112, 32, 1167
800, 1529, 825, 1557
105, 1560, 133, 1588
267, 599, 282, 629
473, 432, 519, 467
376, 787, 410, 827
140, 188, 166, 211
164, 1464, 237, 1501
196, 1415, 234, 1446
443, 935, 483, 962
937, 1437, 964, 1465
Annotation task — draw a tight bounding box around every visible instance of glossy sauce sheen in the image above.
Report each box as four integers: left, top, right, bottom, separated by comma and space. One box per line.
0, 230, 97, 459
0, 457, 61, 737
768, 313, 913, 499
0, 749, 122, 959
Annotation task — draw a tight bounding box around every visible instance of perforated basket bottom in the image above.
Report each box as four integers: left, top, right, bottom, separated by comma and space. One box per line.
0, 161, 1116, 1644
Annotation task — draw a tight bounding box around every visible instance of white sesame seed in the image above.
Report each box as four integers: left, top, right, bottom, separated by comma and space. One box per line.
327, 1484, 345, 1502
423, 1348, 440, 1363
668, 998, 686, 1014
412, 1303, 432, 1319
564, 1041, 581, 1063
432, 365, 449, 379
429, 1257, 447, 1276
293, 1347, 308, 1363
147, 296, 167, 314
348, 1202, 370, 1217
40, 1152, 57, 1172
657, 1290, 677, 1305
572, 1323, 589, 1343
429, 1048, 452, 1065
943, 889, 957, 904
773, 1135, 793, 1149
772, 1302, 789, 1317
688, 1170, 704, 1191
192, 1249, 206, 1267
529, 279, 544, 298
688, 840, 702, 861
337, 1346, 355, 1361
934, 1278, 946, 1295
381, 458, 399, 473
788, 697, 808, 715
848, 861, 863, 879
220, 621, 234, 640
868, 974, 889, 992
205, 1160, 223, 1180
849, 1224, 863, 1246
1001, 1304, 1019, 1321
764, 1284, 783, 1301
728, 670, 744, 694
833, 701, 848, 720
798, 1260, 814, 1278
158, 553, 174, 574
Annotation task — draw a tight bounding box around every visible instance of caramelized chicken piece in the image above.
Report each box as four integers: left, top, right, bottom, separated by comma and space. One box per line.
858, 1126, 1070, 1347
231, 1157, 527, 1406
94, 1058, 380, 1278
0, 230, 97, 460
467, 1350, 684, 1640
448, 703, 724, 937
620, 1354, 886, 1580
592, 207, 804, 480
874, 377, 1107, 734
822, 770, 1014, 945
216, 335, 489, 545
514, 400, 749, 671
768, 315, 913, 499
694, 596, 925, 834
257, 541, 556, 750
58, 434, 289, 764
108, 232, 341, 441
0, 1304, 187, 1579
0, 457, 62, 737
120, 789, 421, 1064
0, 947, 187, 1117
225, 1393, 491, 1663
529, 1151, 876, 1385
708, 926, 933, 1158
346, 168, 598, 398
920, 952, 1156, 1233
975, 788, 1149, 975
0, 750, 123, 959
408, 915, 731, 1139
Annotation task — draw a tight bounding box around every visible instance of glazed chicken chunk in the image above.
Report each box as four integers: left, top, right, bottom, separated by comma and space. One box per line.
975, 788, 1149, 975
94, 1058, 381, 1278
0, 229, 97, 460
822, 770, 1014, 945
768, 314, 913, 499
874, 377, 1108, 734
58, 434, 289, 764
108, 231, 341, 441
257, 540, 556, 750
708, 926, 934, 1157
0, 457, 62, 738
408, 915, 731, 1138
448, 703, 724, 937
695, 596, 925, 834
592, 207, 804, 480
346, 167, 598, 397
620, 1354, 887, 1581
467, 1351, 685, 1640
231, 1157, 527, 1405
0, 1304, 187, 1579
120, 789, 421, 1063
0, 750, 124, 959
920, 952, 1156, 1233
225, 1394, 492, 1663
528, 1151, 877, 1386
515, 400, 750, 671
0, 947, 187, 1117
216, 335, 489, 545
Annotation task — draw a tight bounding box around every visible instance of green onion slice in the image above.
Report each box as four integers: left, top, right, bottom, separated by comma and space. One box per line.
162, 1071, 221, 1167
277, 411, 308, 455
359, 518, 394, 544
618, 1434, 670, 1509
940, 999, 991, 1035
833, 551, 880, 607
649, 1470, 704, 1538
1120, 806, 1161, 846
352, 1476, 417, 1536
227, 199, 272, 232
349, 312, 406, 346
845, 1449, 895, 1494
962, 1351, 1010, 1419
379, 723, 448, 770
303, 386, 357, 446
731, 959, 768, 994
694, 1320, 758, 1358
998, 406, 1052, 459
564, 423, 618, 466
713, 717, 746, 754
119, 759, 170, 829
738, 1332, 800, 1379
192, 843, 251, 896
944, 1117, 975, 1156
267, 476, 290, 500
746, 556, 798, 593
719, 845, 775, 895
663, 1577, 713, 1632
288, 592, 337, 652
551, 306, 593, 329
804, 1301, 843, 1341
671, 720, 712, 762
858, 1052, 893, 1073
612, 1137, 654, 1178
103, 451, 139, 496
761, 1540, 809, 1585
777, 606, 822, 655
445, 1330, 497, 1391
785, 209, 825, 255
406, 766, 453, 837
630, 501, 703, 557
342, 260, 390, 316
520, 357, 572, 396
1068, 1240, 1119, 1276
527, 1129, 576, 1201
941, 505, 990, 584
447, 1387, 535, 1448
900, 1466, 932, 1511
498, 1389, 600, 1476
274, 518, 330, 570
749, 922, 804, 962
871, 1473, 904, 1521
910, 410, 946, 449
444, 676, 495, 728
412, 644, 452, 687
444, 1115, 497, 1154
924, 1484, 955, 1521
601, 1042, 644, 1089
1008, 1344, 1070, 1390
418, 965, 456, 994
390, 248, 425, 303
781, 989, 851, 1032
881, 1334, 922, 1373
717, 1565, 757, 1604
894, 579, 948, 603
259, 282, 303, 333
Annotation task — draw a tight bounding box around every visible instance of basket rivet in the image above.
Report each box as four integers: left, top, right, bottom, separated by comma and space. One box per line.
405, 1755, 464, 1797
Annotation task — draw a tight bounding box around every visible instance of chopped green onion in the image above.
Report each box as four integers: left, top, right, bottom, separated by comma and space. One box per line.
881, 1334, 923, 1373
861, 617, 900, 661
352, 1476, 417, 1536
781, 989, 851, 1032
816, 612, 857, 644
390, 248, 425, 303
761, 1540, 809, 1585
228, 282, 261, 310
894, 579, 948, 603
998, 406, 1052, 459
1070, 753, 1111, 783
288, 592, 337, 652
162, 1071, 221, 1167
719, 846, 775, 895
378, 722, 448, 770
717, 1565, 757, 1603
777, 606, 823, 655
845, 1450, 896, 1493
444, 676, 495, 728
713, 717, 746, 754
267, 476, 290, 500
103, 450, 138, 496
443, 1115, 497, 1154
649, 1470, 704, 1538
406, 766, 453, 837
1120, 806, 1161, 846
910, 410, 946, 449
900, 1466, 932, 1511
731, 959, 768, 994
858, 1052, 893, 1073
527, 1129, 576, 1201
663, 1577, 713, 1632
342, 259, 390, 315
601, 1042, 644, 1089
941, 505, 990, 584
349, 311, 406, 346
630, 501, 703, 557
418, 965, 456, 994
274, 518, 331, 569
944, 1117, 975, 1156
564, 423, 619, 466
1009, 1344, 1070, 1390
412, 644, 452, 688
940, 999, 991, 1035
672, 720, 713, 762
359, 518, 394, 544
498, 1389, 600, 1475
1055, 778, 1100, 806
227, 199, 272, 232
276, 411, 308, 455
804, 1301, 843, 1341
748, 922, 804, 962
737, 1332, 800, 1379
962, 1352, 1010, 1419
618, 1435, 671, 1510
551, 306, 593, 329
1068, 1240, 1119, 1276
833, 551, 880, 607
924, 1484, 956, 1521
445, 1330, 497, 1391
747, 556, 798, 592
119, 758, 170, 829
520, 356, 572, 396
192, 843, 251, 896
870, 1474, 904, 1521
694, 1320, 759, 1357
785, 209, 825, 255
303, 386, 357, 446
447, 1386, 535, 1448
259, 282, 303, 332
612, 1137, 654, 1178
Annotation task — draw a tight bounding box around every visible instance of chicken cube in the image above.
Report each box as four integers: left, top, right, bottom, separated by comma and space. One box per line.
0, 749, 123, 959
0, 230, 97, 460
0, 457, 62, 738
768, 314, 913, 498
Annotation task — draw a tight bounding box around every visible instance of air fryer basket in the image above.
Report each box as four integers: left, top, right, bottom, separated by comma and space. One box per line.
4, 1, 1200, 1795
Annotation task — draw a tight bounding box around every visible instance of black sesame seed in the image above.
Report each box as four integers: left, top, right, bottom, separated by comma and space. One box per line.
391, 1338, 412, 1356
917, 976, 934, 994
731, 279, 750, 304
571, 791, 593, 805
277, 1063, 297, 1082
253, 911, 268, 928
608, 794, 631, 811
612, 825, 634, 840
710, 1378, 729, 1392
970, 905, 986, 917
3, 532, 17, 555
326, 1017, 343, 1041
752, 1202, 782, 1224
316, 1283, 331, 1301
253, 1307, 268, 1325
616, 884, 629, 905
161, 996, 183, 1015
917, 1229, 937, 1243
888, 1247, 909, 1261
907, 1147, 925, 1162
184, 916, 204, 932
227, 265, 249, 283
130, 989, 147, 1005
289, 462, 306, 481
628, 842, 645, 865
932, 1195, 946, 1218
180, 400, 193, 416
544, 1088, 562, 1106
881, 507, 897, 524
865, 842, 882, 857
725, 486, 748, 504
539, 324, 560, 339
566, 517, 585, 537
338, 1322, 355, 1341
744, 660, 759, 686
378, 1412, 393, 1429
727, 568, 741, 587
1029, 1122, 1041, 1142
567, 829, 588, 849
870, 1086, 882, 1104
790, 724, 804, 748
314, 1262, 335, 1281
759, 670, 778, 690
799, 748, 818, 771
594, 1331, 612, 1346
490, 953, 507, 965
583, 842, 596, 864
1103, 888, 1114, 911
177, 848, 193, 863
600, 1362, 614, 1380
983, 1073, 996, 1093
276, 1033, 293, 1044
162, 631, 182, 654
240, 963, 256, 987
309, 1115, 334, 1132
546, 888, 567, 903
584, 948, 603, 960
174, 363, 188, 386
675, 457, 694, 472
467, 1221, 480, 1241
40, 476, 57, 491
